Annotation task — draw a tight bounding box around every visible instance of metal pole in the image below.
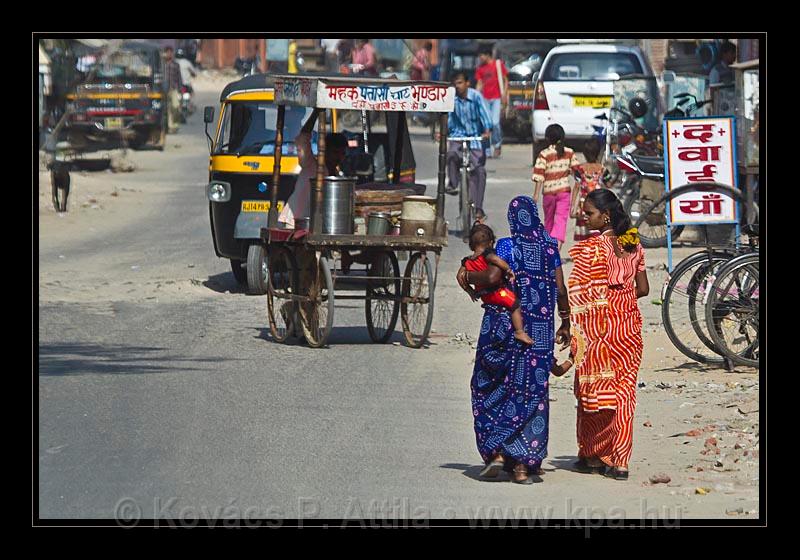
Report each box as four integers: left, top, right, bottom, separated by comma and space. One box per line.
746, 173, 755, 224
311, 110, 327, 234
268, 104, 285, 228
393, 112, 406, 185
436, 113, 448, 224
361, 109, 369, 154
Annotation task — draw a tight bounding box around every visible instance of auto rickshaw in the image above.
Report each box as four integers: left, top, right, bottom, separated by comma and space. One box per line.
61, 40, 167, 151
204, 74, 316, 294
257, 74, 452, 348
204, 73, 422, 295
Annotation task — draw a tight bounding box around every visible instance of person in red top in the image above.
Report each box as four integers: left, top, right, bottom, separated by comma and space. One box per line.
410, 41, 432, 81
457, 223, 533, 345
571, 137, 606, 241
350, 38, 377, 76
474, 45, 509, 158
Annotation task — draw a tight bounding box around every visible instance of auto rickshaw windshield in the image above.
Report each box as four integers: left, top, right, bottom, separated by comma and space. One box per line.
85, 50, 155, 84
214, 102, 316, 156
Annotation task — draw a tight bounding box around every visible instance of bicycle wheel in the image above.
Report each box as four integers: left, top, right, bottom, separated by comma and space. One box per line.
266, 245, 298, 344
401, 252, 434, 348
298, 255, 334, 348
661, 250, 735, 364
705, 253, 759, 368
625, 186, 684, 248
365, 251, 400, 343
460, 166, 470, 241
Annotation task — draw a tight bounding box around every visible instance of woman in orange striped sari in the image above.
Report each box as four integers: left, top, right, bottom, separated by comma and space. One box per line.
567, 189, 649, 480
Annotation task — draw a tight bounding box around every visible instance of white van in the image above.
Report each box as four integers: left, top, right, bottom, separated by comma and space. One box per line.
531, 44, 655, 158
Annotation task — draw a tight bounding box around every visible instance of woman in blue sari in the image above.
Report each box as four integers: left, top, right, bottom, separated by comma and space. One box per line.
458, 196, 570, 484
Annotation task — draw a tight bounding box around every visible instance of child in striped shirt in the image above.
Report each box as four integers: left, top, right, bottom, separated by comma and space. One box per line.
532, 124, 581, 250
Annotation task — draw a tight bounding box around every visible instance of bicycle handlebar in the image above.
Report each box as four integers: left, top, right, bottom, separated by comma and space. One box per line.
447, 136, 485, 142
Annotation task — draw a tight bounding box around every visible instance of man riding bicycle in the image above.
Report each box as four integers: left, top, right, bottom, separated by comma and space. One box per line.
444, 71, 492, 222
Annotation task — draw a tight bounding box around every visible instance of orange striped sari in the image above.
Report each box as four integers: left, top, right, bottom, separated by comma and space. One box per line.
568, 235, 645, 468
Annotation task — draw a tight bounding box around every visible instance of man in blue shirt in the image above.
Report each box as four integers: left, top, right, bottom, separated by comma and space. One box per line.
709, 41, 736, 85
445, 70, 492, 220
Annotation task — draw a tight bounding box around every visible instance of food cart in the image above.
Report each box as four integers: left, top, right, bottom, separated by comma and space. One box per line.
259, 74, 455, 348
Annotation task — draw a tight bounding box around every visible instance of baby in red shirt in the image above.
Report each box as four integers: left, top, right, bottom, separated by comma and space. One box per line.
457, 224, 533, 345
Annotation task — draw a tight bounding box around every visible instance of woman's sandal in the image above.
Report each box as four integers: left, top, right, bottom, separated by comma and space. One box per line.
574, 458, 604, 474
511, 464, 542, 485
603, 467, 629, 480
479, 456, 505, 478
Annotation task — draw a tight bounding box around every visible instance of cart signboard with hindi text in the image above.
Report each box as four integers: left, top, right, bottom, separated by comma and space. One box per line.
664, 117, 738, 225
274, 76, 455, 113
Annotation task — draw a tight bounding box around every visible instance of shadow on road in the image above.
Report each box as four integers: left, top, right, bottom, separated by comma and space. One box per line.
652, 362, 724, 373
39, 343, 232, 376
439, 463, 510, 483
252, 326, 409, 347
548, 456, 603, 475
201, 272, 247, 295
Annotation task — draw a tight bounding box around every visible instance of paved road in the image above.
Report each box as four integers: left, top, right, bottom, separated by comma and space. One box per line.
38, 76, 758, 523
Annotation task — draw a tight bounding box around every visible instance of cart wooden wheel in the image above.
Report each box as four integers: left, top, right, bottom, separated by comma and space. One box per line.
401, 252, 435, 348
266, 245, 298, 343
365, 251, 400, 343
298, 254, 334, 348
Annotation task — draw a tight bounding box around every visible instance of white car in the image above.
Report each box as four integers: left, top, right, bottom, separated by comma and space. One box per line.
531, 44, 655, 159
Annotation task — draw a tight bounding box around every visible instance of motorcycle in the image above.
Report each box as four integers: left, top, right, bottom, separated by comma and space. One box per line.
234, 56, 259, 77
612, 92, 712, 247
664, 92, 712, 119
179, 84, 194, 123
592, 100, 661, 188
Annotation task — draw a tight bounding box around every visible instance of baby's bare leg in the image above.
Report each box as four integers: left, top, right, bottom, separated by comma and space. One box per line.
511, 308, 533, 345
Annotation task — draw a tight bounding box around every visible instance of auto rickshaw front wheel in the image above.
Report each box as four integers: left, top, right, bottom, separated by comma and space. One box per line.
246, 243, 269, 295
230, 259, 247, 285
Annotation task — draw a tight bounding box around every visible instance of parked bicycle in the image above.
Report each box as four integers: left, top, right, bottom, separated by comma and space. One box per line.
634, 182, 759, 371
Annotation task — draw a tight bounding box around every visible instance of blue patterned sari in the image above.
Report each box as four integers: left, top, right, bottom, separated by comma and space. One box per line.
470, 196, 562, 469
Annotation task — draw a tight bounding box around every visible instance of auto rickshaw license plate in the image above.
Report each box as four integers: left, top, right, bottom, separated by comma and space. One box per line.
573, 96, 612, 108
242, 200, 272, 212
105, 117, 123, 130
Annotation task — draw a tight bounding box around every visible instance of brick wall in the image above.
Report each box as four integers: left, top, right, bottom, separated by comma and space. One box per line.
649, 39, 668, 76
197, 39, 265, 70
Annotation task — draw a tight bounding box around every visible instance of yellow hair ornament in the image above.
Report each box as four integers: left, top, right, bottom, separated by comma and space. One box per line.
617, 227, 640, 247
